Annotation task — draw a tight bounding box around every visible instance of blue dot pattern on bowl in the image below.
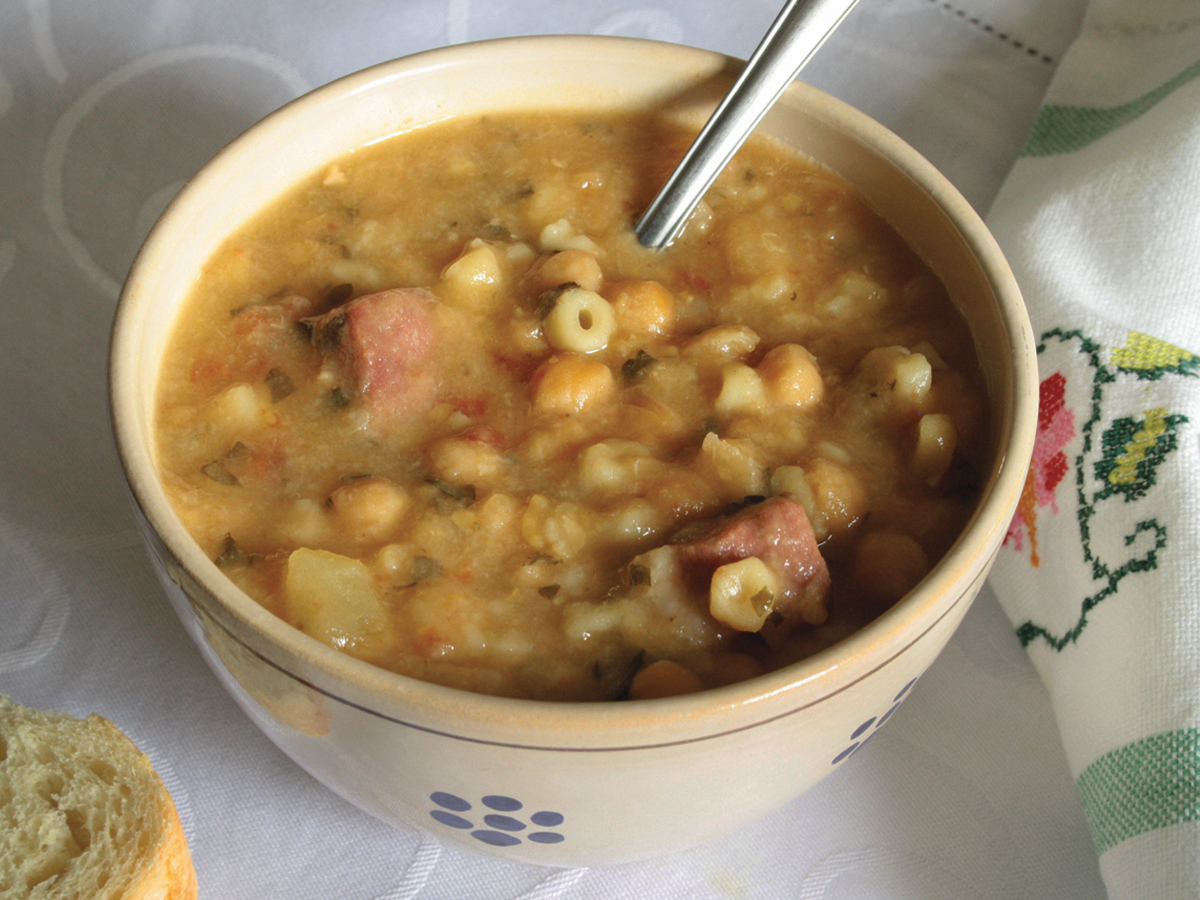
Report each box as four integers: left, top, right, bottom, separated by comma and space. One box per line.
831, 677, 918, 766
428, 793, 565, 846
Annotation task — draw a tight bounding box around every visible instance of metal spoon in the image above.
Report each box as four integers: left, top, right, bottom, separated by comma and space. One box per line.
635, 0, 861, 248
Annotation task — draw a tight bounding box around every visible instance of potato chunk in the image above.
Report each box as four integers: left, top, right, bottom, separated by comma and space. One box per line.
284, 548, 390, 654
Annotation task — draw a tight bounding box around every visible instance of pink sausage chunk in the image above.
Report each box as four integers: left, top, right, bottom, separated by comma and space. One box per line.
672, 496, 830, 625
311, 288, 437, 422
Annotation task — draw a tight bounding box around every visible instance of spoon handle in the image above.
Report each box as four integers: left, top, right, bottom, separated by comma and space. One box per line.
635, 0, 860, 248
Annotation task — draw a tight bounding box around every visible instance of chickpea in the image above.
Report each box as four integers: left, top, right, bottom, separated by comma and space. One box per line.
803, 457, 868, 542
912, 413, 957, 486
757, 344, 824, 410
608, 280, 676, 336
853, 530, 930, 605
628, 659, 704, 700
531, 248, 603, 293
327, 477, 409, 545
530, 353, 616, 415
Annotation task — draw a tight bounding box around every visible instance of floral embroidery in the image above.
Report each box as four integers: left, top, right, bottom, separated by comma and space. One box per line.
1097, 408, 1182, 501
1007, 371, 1075, 565
1111, 332, 1198, 377
1007, 330, 1196, 650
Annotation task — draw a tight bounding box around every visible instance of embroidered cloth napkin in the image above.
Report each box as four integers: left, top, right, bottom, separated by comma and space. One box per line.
986, 2, 1200, 897
0, 0, 1118, 896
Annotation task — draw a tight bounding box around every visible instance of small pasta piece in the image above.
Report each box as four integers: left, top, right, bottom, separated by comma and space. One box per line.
542, 286, 617, 353
853, 530, 930, 605
539, 218, 600, 254
278, 498, 331, 547
602, 498, 667, 545
374, 542, 417, 577
561, 598, 626, 643
628, 659, 704, 700
327, 477, 410, 545
428, 435, 506, 487
329, 258, 385, 291
854, 346, 932, 415
709, 556, 782, 632
714, 362, 768, 416
893, 352, 933, 403
683, 324, 759, 360
204, 382, 275, 437
699, 432, 768, 499
608, 280, 676, 336
532, 249, 603, 292
577, 439, 655, 496
531, 353, 615, 415
913, 413, 957, 485
440, 239, 503, 310
756, 344, 824, 410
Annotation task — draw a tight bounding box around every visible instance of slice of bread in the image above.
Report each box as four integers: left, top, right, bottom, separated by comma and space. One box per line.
0, 695, 197, 900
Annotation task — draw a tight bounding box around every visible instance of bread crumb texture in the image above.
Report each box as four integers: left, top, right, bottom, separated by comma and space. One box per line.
0, 695, 197, 900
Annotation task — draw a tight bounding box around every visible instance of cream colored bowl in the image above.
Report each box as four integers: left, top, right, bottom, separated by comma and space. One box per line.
110, 35, 1037, 865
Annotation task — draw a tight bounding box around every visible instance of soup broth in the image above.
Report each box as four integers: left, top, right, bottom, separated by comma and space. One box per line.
155, 111, 989, 701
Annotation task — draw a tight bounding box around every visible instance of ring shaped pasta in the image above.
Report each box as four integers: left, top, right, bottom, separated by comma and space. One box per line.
543, 286, 616, 353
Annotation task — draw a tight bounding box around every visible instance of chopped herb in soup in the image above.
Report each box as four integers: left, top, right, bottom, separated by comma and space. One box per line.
155, 111, 989, 701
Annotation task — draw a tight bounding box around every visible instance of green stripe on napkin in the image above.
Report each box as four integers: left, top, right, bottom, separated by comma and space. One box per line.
1076, 729, 1200, 854
1022, 57, 1200, 157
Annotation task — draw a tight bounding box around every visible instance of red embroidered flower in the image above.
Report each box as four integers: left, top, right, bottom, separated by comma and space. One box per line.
1006, 371, 1075, 565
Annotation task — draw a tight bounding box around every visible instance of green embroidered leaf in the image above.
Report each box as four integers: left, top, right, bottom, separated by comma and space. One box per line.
1094, 409, 1186, 503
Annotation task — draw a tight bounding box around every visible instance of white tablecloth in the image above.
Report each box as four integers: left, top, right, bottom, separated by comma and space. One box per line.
0, 1, 1112, 897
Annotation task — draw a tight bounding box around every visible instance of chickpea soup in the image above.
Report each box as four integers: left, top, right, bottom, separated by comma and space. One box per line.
155, 111, 989, 702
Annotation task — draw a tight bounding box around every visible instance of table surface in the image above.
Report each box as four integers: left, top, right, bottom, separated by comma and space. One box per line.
0, 1, 1111, 897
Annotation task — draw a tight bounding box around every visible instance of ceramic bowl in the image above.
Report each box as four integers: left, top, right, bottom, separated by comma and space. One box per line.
109, 35, 1037, 865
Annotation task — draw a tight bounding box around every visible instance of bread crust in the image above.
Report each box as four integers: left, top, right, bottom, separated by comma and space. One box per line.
0, 696, 198, 900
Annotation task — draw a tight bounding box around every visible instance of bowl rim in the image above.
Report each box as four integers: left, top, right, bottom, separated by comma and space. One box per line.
109, 34, 1038, 741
